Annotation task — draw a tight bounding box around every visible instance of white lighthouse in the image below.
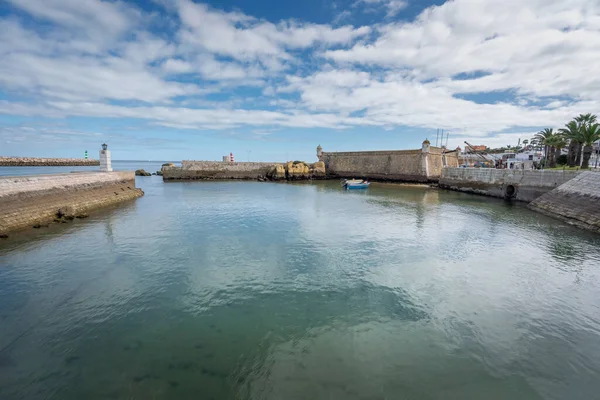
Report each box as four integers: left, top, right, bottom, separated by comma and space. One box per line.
99, 143, 112, 172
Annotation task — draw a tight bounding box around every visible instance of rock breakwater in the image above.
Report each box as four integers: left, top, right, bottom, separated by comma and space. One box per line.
0, 157, 100, 166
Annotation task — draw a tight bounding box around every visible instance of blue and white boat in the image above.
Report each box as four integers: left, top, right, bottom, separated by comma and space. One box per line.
343, 179, 370, 189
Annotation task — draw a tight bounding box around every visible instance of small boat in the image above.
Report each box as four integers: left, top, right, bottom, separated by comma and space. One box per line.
343, 179, 370, 189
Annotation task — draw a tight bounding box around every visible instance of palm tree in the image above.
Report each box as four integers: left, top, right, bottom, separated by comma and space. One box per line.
548, 133, 568, 167
580, 123, 600, 168
535, 128, 555, 167
529, 138, 539, 151
560, 121, 582, 167
571, 114, 598, 166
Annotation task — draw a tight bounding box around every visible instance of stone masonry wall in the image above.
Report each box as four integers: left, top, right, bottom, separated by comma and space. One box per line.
432, 149, 460, 176
322, 150, 423, 181
439, 168, 581, 202
0, 157, 99, 166
528, 171, 600, 233
0, 172, 143, 236
321, 147, 458, 182
162, 161, 281, 180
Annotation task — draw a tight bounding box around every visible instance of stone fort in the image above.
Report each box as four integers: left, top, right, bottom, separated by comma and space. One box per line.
318, 139, 460, 182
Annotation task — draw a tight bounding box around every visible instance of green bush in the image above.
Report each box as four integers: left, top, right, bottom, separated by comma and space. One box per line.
556, 154, 568, 165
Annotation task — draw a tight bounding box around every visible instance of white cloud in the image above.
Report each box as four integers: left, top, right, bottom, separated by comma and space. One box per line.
175, 0, 370, 62
353, 0, 408, 17
280, 67, 598, 134
0, 52, 199, 102
39, 101, 372, 130
0, 0, 599, 148
162, 58, 194, 74
326, 0, 600, 102
6, 0, 138, 47
332, 10, 352, 25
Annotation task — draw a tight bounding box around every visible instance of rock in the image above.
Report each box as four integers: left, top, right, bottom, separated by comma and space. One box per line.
57, 206, 76, 220
156, 170, 163, 176
311, 161, 326, 178
162, 163, 175, 167
135, 169, 151, 176
286, 161, 310, 179
1, 233, 9, 239
75, 213, 89, 219
267, 164, 286, 180
33, 223, 49, 229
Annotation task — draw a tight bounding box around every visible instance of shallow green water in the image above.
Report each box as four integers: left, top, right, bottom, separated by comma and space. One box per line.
1, 179, 600, 399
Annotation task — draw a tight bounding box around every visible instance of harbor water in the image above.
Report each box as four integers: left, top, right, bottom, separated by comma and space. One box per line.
1, 172, 600, 399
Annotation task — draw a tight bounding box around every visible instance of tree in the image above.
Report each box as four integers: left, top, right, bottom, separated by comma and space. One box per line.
570, 114, 598, 166
559, 121, 582, 167
546, 133, 568, 167
535, 128, 556, 167
530, 138, 539, 151
579, 123, 600, 168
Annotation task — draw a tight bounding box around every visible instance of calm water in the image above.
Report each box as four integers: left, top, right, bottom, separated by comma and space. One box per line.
1, 176, 600, 399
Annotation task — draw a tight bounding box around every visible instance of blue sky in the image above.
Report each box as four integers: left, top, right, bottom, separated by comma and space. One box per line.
1, 0, 599, 161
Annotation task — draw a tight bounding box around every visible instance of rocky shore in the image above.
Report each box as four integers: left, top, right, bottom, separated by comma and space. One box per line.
0, 157, 99, 166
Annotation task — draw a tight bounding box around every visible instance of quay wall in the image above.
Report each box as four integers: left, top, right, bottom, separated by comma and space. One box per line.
439, 168, 581, 202
529, 172, 600, 233
320, 147, 459, 182
163, 161, 280, 180
0, 157, 99, 166
0, 172, 143, 237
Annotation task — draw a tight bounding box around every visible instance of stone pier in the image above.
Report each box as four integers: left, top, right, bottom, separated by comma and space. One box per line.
528, 171, 600, 233
0, 172, 143, 237
439, 168, 581, 202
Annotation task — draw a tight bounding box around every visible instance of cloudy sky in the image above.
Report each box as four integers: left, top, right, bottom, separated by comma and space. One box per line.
1, 0, 599, 161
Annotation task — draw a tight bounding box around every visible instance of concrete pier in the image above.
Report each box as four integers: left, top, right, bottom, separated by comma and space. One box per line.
0, 172, 143, 237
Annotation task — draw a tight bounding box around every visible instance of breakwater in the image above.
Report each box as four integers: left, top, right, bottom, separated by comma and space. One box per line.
0, 157, 99, 166
319, 142, 460, 182
162, 161, 325, 181
0, 172, 143, 237
529, 171, 600, 233
439, 168, 581, 202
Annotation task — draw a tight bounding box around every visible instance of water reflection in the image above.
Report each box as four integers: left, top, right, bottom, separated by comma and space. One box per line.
1, 180, 600, 399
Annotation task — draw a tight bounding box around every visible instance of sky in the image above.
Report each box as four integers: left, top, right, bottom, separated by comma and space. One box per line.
0, 0, 599, 161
